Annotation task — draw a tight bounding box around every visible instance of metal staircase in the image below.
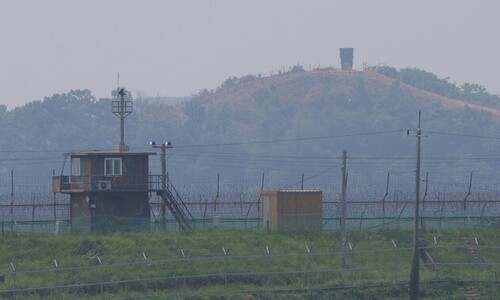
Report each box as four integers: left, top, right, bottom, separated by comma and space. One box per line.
158, 179, 193, 231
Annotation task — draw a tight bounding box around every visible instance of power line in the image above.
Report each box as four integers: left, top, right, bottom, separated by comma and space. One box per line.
424, 130, 500, 140
0, 129, 407, 155
281, 164, 340, 190
4, 128, 499, 156
174, 129, 406, 148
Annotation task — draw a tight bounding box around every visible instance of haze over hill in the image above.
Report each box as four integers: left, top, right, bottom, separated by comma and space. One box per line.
3, 2, 500, 110
2, 66, 500, 192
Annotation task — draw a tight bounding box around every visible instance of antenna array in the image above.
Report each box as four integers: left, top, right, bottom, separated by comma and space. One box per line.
111, 87, 133, 152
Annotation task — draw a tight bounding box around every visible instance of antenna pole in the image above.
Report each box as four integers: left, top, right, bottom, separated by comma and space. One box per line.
119, 88, 125, 148
112, 87, 132, 152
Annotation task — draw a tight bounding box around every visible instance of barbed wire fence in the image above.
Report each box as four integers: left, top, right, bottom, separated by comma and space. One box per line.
0, 242, 499, 298
0, 170, 500, 234
0, 171, 499, 297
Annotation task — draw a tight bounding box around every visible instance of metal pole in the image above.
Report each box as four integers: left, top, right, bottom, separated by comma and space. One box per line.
464, 171, 473, 211
214, 173, 219, 214
53, 169, 57, 223
258, 172, 265, 214
383, 172, 390, 213
10, 262, 16, 298
97, 256, 103, 298
160, 145, 166, 230
305, 245, 311, 287
340, 150, 347, 268
222, 247, 228, 287
301, 172, 304, 190
142, 252, 149, 294
421, 172, 429, 230
161, 146, 166, 191
119, 88, 125, 148
10, 170, 14, 233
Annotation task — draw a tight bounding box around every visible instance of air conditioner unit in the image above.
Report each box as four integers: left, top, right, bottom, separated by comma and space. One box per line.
98, 180, 112, 190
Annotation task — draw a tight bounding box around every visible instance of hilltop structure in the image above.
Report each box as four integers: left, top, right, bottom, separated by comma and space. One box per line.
340, 48, 354, 70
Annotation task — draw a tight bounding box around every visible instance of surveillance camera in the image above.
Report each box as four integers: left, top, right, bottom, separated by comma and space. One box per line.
165, 141, 172, 147
150, 141, 156, 146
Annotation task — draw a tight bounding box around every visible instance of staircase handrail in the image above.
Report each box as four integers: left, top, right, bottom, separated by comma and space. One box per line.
167, 178, 194, 221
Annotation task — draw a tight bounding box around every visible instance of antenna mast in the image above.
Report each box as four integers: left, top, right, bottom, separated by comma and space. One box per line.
112, 87, 133, 152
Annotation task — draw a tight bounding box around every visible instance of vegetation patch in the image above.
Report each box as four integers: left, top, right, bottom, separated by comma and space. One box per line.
0, 226, 498, 298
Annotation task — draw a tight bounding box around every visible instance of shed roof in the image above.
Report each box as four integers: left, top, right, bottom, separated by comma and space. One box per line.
262, 190, 322, 195
65, 150, 156, 156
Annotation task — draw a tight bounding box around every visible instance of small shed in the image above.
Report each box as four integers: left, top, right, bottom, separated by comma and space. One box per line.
261, 190, 322, 232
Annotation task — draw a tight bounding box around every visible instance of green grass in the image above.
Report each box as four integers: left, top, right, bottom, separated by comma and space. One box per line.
0, 227, 498, 298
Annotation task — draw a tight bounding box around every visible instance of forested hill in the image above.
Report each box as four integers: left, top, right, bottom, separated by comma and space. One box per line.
2, 67, 500, 187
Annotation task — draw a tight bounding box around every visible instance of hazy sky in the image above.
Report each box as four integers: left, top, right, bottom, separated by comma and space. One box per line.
1, 1, 499, 108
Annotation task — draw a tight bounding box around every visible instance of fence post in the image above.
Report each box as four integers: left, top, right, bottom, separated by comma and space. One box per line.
382, 173, 390, 230
439, 203, 445, 230
397, 202, 407, 230
97, 256, 103, 299
10, 262, 16, 299
53, 169, 57, 226
305, 245, 311, 287
222, 247, 228, 287
475, 237, 480, 281
266, 246, 272, 288
202, 203, 207, 230
348, 243, 355, 286
142, 252, 148, 295
54, 259, 60, 300
480, 203, 487, 223
433, 236, 440, 281
258, 172, 265, 214
181, 249, 188, 288
391, 240, 398, 283
463, 172, 473, 211
359, 204, 367, 230
213, 173, 220, 215
31, 194, 36, 234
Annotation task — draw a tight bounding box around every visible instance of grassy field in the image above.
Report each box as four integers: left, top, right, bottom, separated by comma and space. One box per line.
0, 226, 499, 299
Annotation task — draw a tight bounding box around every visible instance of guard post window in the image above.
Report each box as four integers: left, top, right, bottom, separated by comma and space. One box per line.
71, 157, 81, 176
105, 158, 122, 176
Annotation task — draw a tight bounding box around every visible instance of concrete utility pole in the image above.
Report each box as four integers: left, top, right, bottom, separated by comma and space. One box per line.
10, 170, 14, 231
340, 150, 348, 268
409, 111, 422, 299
